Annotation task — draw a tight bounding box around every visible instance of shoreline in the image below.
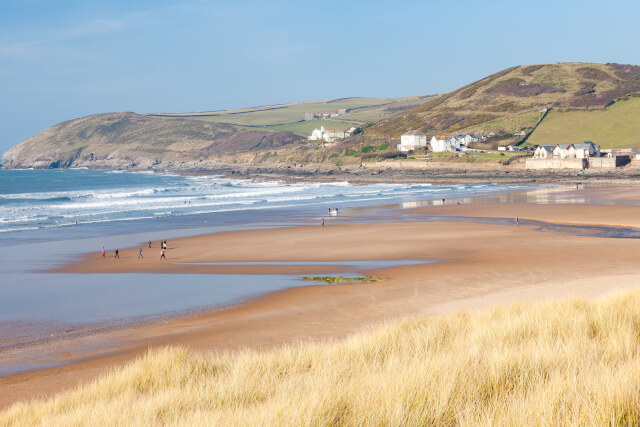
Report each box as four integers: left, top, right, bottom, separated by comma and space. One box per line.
3, 184, 640, 410
3, 162, 640, 185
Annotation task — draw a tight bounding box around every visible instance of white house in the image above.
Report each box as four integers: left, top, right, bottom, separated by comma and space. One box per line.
552, 144, 578, 159
533, 145, 555, 159
573, 142, 600, 158
398, 130, 427, 151
430, 136, 468, 152
454, 133, 484, 144
308, 126, 355, 143
397, 130, 427, 152
551, 142, 601, 159
308, 126, 326, 141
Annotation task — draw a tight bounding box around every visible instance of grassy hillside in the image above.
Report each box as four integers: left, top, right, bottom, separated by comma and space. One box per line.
1, 113, 302, 169
153, 96, 435, 136
527, 97, 640, 148
366, 63, 640, 147
4, 290, 640, 425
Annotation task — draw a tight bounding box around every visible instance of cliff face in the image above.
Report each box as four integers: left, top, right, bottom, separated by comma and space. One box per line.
1, 112, 302, 169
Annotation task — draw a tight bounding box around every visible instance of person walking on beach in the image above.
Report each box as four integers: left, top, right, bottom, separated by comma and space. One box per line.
138, 248, 143, 258
160, 248, 166, 260
101, 246, 105, 258
148, 240, 152, 248
322, 218, 325, 227
516, 217, 519, 225
115, 248, 119, 259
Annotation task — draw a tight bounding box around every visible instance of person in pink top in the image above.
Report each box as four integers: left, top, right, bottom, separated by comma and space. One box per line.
101, 246, 105, 258
160, 248, 166, 260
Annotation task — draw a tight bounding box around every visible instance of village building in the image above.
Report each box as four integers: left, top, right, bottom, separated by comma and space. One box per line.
527, 142, 617, 170
397, 130, 427, 152
532, 145, 555, 159
308, 126, 356, 143
534, 142, 601, 160
430, 136, 469, 152
453, 134, 484, 144
573, 142, 601, 158
552, 144, 578, 159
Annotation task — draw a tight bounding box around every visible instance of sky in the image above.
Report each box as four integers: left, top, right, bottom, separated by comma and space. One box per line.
1, 0, 640, 155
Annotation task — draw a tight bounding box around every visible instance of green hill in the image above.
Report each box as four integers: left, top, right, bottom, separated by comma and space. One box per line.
366, 63, 640, 147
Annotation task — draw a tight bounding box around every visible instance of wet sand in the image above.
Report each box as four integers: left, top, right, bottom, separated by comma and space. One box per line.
3, 185, 640, 410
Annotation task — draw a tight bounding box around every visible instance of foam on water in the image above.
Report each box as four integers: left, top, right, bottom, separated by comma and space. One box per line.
0, 169, 530, 234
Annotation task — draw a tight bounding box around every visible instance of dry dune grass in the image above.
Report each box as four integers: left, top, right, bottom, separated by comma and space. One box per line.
4, 290, 640, 425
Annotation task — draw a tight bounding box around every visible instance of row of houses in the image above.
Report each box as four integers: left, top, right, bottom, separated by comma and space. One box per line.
308, 126, 357, 143
532, 142, 601, 159
397, 131, 485, 152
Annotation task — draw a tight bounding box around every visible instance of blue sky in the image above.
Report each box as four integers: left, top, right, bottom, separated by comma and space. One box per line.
1, 0, 639, 155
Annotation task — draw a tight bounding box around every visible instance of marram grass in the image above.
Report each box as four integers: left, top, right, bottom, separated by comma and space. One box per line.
4, 290, 640, 426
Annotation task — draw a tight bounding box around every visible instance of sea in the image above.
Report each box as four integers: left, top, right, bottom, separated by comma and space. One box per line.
0, 168, 533, 374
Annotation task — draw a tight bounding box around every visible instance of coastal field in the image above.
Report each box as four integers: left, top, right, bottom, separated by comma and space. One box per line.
2, 185, 640, 423
151, 96, 434, 136
4, 290, 640, 425
527, 97, 640, 149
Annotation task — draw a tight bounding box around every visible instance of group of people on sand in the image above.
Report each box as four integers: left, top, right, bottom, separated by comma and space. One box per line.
323, 207, 340, 226
100, 239, 168, 260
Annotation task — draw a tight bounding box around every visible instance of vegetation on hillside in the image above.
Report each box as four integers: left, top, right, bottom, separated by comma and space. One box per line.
4, 289, 640, 425
366, 63, 640, 145
1, 113, 302, 169
152, 96, 436, 137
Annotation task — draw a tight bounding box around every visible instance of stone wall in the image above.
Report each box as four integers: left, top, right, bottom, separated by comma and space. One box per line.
526, 155, 631, 169
525, 158, 586, 170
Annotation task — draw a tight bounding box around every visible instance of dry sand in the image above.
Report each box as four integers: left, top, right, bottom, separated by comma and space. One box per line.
2, 184, 640, 409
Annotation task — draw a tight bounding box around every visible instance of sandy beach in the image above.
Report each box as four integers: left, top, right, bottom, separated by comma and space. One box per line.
2, 184, 640, 410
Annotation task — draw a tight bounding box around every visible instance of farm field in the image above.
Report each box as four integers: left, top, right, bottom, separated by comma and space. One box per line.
151, 96, 436, 136
527, 97, 640, 149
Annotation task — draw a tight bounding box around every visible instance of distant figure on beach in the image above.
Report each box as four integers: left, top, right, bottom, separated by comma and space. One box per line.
101, 246, 105, 258
442, 198, 446, 205
138, 248, 143, 258
335, 208, 339, 215
516, 217, 519, 224
115, 248, 119, 258
148, 240, 152, 248
160, 248, 166, 259
329, 208, 332, 215
163, 240, 167, 250
322, 218, 325, 227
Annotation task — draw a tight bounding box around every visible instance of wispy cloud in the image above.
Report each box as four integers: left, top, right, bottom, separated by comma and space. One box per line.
0, 3, 179, 60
